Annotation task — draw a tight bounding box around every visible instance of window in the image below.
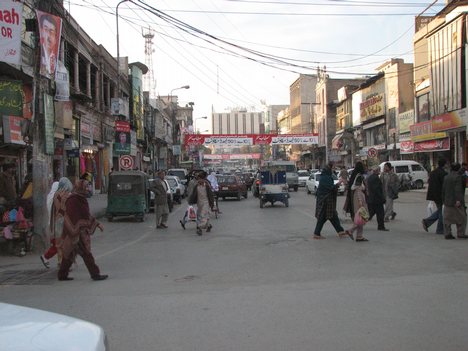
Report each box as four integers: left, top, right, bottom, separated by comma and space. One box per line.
411, 164, 423, 171
395, 165, 409, 173
417, 94, 430, 122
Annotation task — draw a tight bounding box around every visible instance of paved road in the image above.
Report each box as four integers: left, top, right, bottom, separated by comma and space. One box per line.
1, 188, 468, 351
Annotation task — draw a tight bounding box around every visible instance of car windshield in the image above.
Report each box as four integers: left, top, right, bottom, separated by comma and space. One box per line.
166, 179, 177, 187
219, 176, 236, 184
168, 170, 185, 179
298, 171, 309, 176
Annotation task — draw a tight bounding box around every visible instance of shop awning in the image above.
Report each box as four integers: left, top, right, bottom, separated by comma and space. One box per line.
331, 133, 344, 150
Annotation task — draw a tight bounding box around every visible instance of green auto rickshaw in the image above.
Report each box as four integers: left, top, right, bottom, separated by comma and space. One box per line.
106, 170, 149, 222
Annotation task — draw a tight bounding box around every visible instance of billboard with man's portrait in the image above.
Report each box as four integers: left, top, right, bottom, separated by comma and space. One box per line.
36, 10, 62, 79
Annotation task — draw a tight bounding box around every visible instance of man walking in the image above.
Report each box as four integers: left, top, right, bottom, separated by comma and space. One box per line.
422, 159, 447, 234
442, 163, 467, 240
151, 170, 169, 229
381, 162, 399, 222
367, 165, 388, 231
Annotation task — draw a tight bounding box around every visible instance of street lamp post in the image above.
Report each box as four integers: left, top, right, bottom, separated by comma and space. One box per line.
116, 0, 130, 96
169, 85, 190, 103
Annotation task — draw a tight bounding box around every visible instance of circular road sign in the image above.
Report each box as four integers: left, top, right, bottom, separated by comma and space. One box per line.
119, 155, 134, 170
367, 148, 377, 158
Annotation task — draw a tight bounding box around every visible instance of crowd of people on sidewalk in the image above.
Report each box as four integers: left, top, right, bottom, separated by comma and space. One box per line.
312, 158, 468, 242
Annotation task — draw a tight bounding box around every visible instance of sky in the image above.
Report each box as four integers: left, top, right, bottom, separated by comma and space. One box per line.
65, 0, 445, 133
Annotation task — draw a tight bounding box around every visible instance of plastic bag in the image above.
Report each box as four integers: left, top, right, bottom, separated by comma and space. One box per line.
354, 207, 369, 226
16, 207, 25, 222
9, 209, 17, 222
427, 201, 437, 217
188, 206, 197, 221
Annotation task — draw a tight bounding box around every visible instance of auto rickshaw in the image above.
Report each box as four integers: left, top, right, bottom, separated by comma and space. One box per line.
259, 168, 289, 208
106, 170, 149, 222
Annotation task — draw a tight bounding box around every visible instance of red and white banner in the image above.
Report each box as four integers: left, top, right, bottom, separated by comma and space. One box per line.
203, 153, 262, 160
0, 1, 22, 65
184, 134, 318, 146
414, 138, 450, 153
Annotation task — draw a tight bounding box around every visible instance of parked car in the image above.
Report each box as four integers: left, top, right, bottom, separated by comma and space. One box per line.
306, 172, 345, 195
149, 179, 173, 212
217, 174, 248, 200
0, 302, 108, 351
165, 175, 185, 204
167, 168, 188, 186
297, 170, 310, 187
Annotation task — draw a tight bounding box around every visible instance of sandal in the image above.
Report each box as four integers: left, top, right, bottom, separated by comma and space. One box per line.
313, 235, 325, 240
356, 237, 369, 242
338, 230, 354, 241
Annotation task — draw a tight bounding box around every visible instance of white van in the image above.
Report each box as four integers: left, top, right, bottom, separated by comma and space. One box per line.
379, 160, 429, 189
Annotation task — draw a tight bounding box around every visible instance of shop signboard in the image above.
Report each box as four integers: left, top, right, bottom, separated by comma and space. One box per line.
400, 141, 415, 154
410, 120, 447, 142
0, 80, 22, 116
431, 109, 468, 132
54, 61, 70, 101
43, 94, 55, 155
360, 93, 384, 122
414, 138, 450, 152
399, 110, 414, 134
2, 115, 25, 145
0, 1, 22, 65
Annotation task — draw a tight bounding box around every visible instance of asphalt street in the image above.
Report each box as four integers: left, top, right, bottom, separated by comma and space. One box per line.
1, 188, 468, 351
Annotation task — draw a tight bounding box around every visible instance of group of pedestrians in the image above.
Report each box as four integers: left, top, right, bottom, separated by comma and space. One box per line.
422, 159, 468, 240
313, 160, 399, 242
315, 158, 468, 242
41, 176, 108, 281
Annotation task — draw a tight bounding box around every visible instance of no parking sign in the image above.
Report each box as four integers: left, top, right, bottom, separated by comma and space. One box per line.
367, 148, 377, 158
119, 155, 134, 170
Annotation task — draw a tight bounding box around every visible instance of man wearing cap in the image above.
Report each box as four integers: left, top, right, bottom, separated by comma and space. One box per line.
367, 165, 389, 231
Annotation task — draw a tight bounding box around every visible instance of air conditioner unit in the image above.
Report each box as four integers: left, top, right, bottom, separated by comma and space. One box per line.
111, 98, 129, 119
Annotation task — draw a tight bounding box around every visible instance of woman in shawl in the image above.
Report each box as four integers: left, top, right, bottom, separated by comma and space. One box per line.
345, 167, 369, 242
313, 162, 349, 240
40, 178, 73, 268
188, 171, 215, 236
57, 179, 107, 281
344, 162, 366, 220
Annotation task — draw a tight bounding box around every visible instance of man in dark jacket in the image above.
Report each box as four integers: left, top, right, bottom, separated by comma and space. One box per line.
442, 163, 467, 239
422, 158, 447, 234
367, 165, 388, 231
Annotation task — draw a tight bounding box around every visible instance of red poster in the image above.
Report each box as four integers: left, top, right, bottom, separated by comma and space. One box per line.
115, 120, 130, 132
414, 138, 450, 152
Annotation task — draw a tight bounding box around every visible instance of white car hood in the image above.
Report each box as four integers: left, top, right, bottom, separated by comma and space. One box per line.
0, 303, 106, 351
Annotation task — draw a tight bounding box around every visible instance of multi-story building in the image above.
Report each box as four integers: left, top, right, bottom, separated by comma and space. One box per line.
211, 108, 264, 134
412, 0, 468, 169
263, 104, 289, 134
315, 69, 366, 167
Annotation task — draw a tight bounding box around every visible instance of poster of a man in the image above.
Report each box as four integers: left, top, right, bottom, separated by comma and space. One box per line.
114, 131, 130, 155
37, 10, 62, 79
